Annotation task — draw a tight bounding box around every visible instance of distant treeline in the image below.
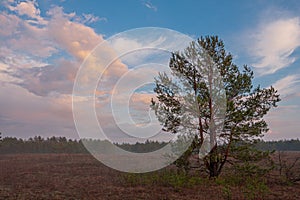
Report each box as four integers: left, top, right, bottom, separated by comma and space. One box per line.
0, 136, 299, 154
0, 136, 88, 154
0, 136, 167, 154
256, 139, 300, 151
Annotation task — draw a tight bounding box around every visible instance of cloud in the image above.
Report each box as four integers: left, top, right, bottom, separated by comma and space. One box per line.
0, 84, 76, 138
47, 6, 104, 61
265, 75, 300, 140
111, 37, 144, 56
0, 1, 135, 139
0, 12, 20, 37
272, 74, 300, 98
265, 105, 300, 140
0, 2, 110, 97
109, 35, 174, 66
12, 59, 78, 96
0, 64, 22, 84
1, 2, 104, 60
0, 47, 48, 84
143, 1, 157, 12
0, 47, 47, 69
0, 2, 185, 140
79, 14, 107, 24
0, 11, 55, 58
249, 17, 300, 75
7, 0, 46, 24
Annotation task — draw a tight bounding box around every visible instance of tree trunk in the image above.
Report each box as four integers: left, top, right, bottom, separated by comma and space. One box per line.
206, 146, 221, 178
209, 160, 219, 178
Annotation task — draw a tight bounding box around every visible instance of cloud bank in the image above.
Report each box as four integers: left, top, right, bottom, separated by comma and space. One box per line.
0, 1, 107, 138
249, 17, 300, 75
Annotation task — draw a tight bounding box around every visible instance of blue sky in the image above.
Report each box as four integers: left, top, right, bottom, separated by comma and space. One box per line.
0, 0, 300, 141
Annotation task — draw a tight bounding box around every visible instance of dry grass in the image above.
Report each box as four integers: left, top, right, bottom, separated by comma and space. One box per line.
0, 153, 299, 199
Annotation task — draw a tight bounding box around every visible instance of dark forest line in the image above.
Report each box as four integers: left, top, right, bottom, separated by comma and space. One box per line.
256, 139, 300, 151
0, 136, 167, 154
0, 136, 299, 154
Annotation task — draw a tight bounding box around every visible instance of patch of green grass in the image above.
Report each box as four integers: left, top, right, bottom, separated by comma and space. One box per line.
122, 169, 270, 199
221, 185, 232, 200
242, 177, 269, 200
216, 174, 269, 200
216, 175, 243, 187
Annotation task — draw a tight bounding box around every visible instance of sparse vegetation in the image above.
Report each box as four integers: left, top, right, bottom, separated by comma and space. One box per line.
1, 153, 300, 199
275, 151, 300, 183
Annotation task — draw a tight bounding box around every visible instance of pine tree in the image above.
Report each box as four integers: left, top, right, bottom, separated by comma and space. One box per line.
151, 36, 280, 178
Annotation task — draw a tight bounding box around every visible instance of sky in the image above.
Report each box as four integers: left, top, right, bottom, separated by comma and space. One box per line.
0, 0, 300, 141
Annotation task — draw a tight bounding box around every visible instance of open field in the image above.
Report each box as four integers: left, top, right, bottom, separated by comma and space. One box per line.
1, 153, 300, 199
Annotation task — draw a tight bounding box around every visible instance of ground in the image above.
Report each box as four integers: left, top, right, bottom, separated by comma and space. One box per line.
1, 154, 299, 199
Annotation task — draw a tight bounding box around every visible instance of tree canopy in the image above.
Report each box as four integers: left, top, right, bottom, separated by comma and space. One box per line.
151, 36, 280, 177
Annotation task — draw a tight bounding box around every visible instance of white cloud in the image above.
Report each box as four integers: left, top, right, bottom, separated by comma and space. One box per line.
110, 35, 170, 66
249, 17, 300, 75
111, 37, 143, 57
80, 13, 107, 24
143, 1, 157, 12
272, 74, 300, 98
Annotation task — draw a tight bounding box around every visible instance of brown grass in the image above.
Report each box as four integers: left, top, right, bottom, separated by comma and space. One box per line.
0, 153, 299, 199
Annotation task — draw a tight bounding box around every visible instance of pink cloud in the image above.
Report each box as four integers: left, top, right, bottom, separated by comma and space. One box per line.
0, 12, 54, 58
0, 3, 110, 140
0, 1, 162, 140
0, 13, 20, 36
0, 84, 76, 138
14, 59, 78, 96
47, 6, 104, 61
0, 2, 114, 97
1, 3, 104, 60
7, 0, 46, 24
264, 105, 300, 140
